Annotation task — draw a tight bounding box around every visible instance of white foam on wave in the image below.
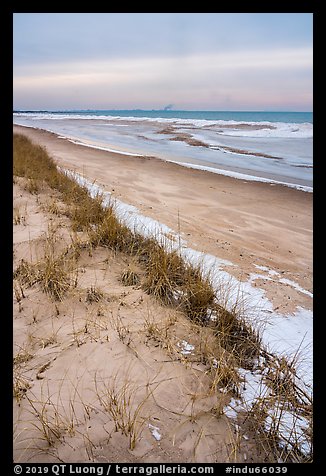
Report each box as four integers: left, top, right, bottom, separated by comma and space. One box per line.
216, 121, 313, 139
13, 112, 313, 139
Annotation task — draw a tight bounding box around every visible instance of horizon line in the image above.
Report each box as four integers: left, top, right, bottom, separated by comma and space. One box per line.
13, 108, 313, 114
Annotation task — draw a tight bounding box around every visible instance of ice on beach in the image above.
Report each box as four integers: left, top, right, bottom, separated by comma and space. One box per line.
13, 112, 313, 191
261, 307, 313, 386
61, 168, 180, 247
278, 278, 313, 298
177, 340, 195, 355
254, 265, 280, 276
224, 366, 312, 456
265, 407, 312, 456
253, 264, 313, 298
66, 138, 144, 157
148, 424, 162, 441
177, 162, 313, 193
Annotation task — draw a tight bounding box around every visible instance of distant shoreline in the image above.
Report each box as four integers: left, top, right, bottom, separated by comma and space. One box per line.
13, 109, 313, 124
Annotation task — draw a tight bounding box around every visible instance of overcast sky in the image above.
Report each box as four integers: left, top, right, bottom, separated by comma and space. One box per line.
13, 13, 313, 111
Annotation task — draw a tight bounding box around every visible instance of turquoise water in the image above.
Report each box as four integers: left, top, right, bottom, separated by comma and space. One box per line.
14, 109, 313, 124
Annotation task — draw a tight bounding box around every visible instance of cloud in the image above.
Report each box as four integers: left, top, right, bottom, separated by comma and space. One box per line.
13, 47, 312, 110
14, 47, 312, 82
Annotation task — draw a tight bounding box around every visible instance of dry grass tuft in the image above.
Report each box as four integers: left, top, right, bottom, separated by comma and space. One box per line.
38, 254, 71, 301
14, 253, 74, 302
13, 205, 27, 225
13, 371, 31, 403
87, 207, 134, 252
13, 347, 34, 366
180, 268, 215, 322
120, 263, 140, 287
69, 193, 106, 232
14, 259, 38, 287
213, 305, 262, 368
86, 286, 104, 304
139, 241, 185, 300
94, 371, 151, 450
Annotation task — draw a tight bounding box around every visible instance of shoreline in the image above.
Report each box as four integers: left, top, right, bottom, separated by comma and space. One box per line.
13, 124, 313, 316
13, 120, 313, 191
65, 134, 313, 192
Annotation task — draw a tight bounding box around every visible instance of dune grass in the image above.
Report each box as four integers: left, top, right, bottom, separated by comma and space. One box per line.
13, 132, 312, 462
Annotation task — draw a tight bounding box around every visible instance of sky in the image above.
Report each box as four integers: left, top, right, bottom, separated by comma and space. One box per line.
13, 13, 313, 111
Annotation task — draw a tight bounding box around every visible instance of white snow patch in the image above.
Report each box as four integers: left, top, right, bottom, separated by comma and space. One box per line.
148, 424, 162, 441
253, 265, 313, 299
265, 407, 311, 456
279, 278, 313, 298
177, 340, 195, 355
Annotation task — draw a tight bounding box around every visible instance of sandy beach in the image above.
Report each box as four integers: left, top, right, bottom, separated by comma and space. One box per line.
13, 125, 313, 463
13, 124, 313, 315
